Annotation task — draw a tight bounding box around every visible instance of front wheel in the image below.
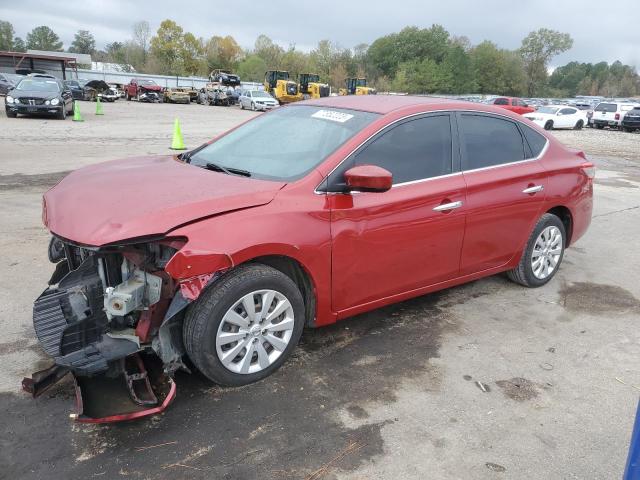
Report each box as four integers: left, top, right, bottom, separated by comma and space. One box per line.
183, 264, 305, 386
574, 120, 584, 130
251, 101, 256, 111
57, 106, 66, 120
507, 213, 566, 288
6, 110, 17, 118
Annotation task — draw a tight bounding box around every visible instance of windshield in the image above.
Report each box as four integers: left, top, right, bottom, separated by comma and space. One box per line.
537, 106, 559, 114
140, 80, 157, 86
15, 79, 60, 92
252, 91, 271, 98
189, 106, 380, 181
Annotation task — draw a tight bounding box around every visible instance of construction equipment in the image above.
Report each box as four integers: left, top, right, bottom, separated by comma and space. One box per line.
264, 70, 303, 104
339, 78, 376, 96
299, 73, 330, 99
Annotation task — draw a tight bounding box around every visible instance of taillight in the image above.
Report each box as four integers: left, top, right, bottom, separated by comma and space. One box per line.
615, 113, 620, 120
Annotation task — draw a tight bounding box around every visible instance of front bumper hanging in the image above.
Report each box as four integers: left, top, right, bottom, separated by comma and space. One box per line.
23, 353, 176, 423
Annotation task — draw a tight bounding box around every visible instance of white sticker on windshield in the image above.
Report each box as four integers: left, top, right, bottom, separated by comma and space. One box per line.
311, 110, 354, 123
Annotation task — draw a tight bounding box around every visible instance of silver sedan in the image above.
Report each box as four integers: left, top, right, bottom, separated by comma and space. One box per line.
239, 90, 279, 111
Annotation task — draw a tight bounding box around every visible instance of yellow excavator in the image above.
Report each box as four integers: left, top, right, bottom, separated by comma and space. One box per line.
264, 70, 303, 104
299, 73, 330, 99
339, 78, 376, 95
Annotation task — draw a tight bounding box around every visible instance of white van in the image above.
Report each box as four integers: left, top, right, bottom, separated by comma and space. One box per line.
592, 102, 636, 129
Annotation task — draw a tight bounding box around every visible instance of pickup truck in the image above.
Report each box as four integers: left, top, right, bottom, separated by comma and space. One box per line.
124, 78, 163, 103
488, 97, 535, 115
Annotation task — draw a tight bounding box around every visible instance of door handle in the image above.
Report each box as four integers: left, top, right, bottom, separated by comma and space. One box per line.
522, 185, 544, 194
433, 201, 463, 212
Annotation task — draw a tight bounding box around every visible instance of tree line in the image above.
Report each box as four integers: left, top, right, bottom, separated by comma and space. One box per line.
1, 19, 639, 97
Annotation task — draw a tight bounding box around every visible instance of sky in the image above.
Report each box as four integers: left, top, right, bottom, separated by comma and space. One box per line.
1, 0, 639, 68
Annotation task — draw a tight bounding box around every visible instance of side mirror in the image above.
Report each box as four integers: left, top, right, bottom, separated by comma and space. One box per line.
344, 165, 392, 192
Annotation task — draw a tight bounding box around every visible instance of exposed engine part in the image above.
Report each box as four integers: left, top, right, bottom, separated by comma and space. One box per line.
103, 263, 162, 318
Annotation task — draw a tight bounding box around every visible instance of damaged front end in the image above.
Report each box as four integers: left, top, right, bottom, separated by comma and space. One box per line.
24, 236, 193, 422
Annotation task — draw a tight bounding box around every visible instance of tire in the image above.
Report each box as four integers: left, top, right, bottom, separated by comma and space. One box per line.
507, 213, 566, 288
251, 101, 256, 111
544, 120, 553, 130
240, 101, 244, 110
183, 264, 305, 386
574, 120, 584, 130
595, 124, 604, 129
6, 110, 17, 118
623, 127, 632, 133
57, 106, 66, 120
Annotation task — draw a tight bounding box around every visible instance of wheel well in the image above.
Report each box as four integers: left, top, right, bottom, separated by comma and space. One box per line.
547, 206, 573, 245
250, 255, 317, 327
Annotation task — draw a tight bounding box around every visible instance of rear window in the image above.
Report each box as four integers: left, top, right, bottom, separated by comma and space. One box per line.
460, 114, 525, 170
595, 103, 617, 113
520, 124, 548, 158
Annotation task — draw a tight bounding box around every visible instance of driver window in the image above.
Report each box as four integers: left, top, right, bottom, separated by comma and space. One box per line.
347, 114, 453, 185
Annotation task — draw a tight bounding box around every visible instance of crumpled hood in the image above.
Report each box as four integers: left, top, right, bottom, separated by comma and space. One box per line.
43, 156, 284, 246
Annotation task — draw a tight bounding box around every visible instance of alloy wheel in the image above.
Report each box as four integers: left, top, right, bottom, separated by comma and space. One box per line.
531, 226, 563, 279
215, 289, 295, 374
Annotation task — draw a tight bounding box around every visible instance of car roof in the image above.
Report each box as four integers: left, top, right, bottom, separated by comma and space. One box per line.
295, 95, 524, 118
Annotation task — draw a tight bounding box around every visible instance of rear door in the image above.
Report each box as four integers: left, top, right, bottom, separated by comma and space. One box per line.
457, 112, 548, 275
328, 113, 467, 312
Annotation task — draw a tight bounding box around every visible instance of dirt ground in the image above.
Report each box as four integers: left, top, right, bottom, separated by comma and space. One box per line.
0, 100, 639, 479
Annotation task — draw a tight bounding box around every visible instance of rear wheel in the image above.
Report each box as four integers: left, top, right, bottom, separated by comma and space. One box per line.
574, 120, 584, 130
544, 120, 554, 130
507, 213, 566, 288
183, 264, 305, 386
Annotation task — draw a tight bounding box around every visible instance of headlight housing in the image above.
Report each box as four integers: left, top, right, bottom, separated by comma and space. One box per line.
50, 98, 60, 106
6, 95, 14, 103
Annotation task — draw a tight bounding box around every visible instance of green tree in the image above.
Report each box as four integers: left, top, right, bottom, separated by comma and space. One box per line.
205, 35, 243, 72
69, 30, 95, 54
470, 41, 507, 94
440, 45, 476, 93
26, 25, 63, 51
236, 54, 267, 82
519, 28, 573, 96
0, 20, 15, 50
12, 36, 26, 52
149, 20, 202, 76
254, 34, 283, 68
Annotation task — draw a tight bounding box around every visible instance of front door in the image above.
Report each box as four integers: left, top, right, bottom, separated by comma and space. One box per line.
327, 113, 467, 312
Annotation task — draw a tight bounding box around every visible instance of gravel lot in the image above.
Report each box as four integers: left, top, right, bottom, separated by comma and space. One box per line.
0, 100, 639, 479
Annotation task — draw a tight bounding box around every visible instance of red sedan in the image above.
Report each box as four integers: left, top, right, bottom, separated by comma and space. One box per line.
489, 96, 536, 115
30, 96, 594, 421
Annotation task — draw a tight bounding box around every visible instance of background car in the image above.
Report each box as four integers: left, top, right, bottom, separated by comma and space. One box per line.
0, 73, 22, 95
489, 96, 536, 115
5, 76, 73, 119
592, 101, 636, 129
239, 90, 278, 110
63, 79, 85, 100
164, 87, 191, 104
524, 105, 588, 130
620, 105, 640, 132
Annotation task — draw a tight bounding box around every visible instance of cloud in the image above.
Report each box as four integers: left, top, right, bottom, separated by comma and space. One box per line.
1, 0, 638, 67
